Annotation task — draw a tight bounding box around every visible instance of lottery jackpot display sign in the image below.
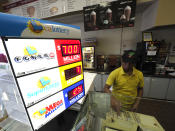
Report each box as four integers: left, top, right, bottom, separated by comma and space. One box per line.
3, 38, 85, 130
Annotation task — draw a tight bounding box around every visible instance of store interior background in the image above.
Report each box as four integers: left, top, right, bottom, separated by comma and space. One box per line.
0, 0, 175, 131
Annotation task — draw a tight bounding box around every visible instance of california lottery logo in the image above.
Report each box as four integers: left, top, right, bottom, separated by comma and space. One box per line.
27, 20, 69, 35
32, 100, 63, 119
27, 20, 44, 34
14, 46, 55, 63
38, 77, 51, 88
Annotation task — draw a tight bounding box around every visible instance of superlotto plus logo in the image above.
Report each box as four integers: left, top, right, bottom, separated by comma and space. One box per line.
37, 77, 51, 88
32, 99, 63, 119
14, 46, 55, 63
27, 77, 59, 99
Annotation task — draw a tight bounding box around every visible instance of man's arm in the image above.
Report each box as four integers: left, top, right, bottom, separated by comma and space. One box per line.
104, 84, 111, 93
132, 87, 143, 111
104, 84, 121, 114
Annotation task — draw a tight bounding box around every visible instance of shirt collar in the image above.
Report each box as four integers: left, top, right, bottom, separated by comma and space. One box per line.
121, 66, 136, 76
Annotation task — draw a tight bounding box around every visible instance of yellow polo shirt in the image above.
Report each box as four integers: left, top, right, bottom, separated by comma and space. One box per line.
106, 66, 144, 109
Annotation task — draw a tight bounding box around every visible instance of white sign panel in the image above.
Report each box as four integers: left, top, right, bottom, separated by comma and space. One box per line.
5, 39, 58, 77
17, 68, 62, 107
27, 91, 66, 130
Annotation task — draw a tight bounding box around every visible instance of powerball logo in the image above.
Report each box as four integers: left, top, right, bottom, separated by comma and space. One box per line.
27, 20, 69, 35
32, 99, 63, 119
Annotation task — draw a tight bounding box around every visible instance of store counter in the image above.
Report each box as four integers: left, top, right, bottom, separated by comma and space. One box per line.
71, 92, 169, 131
77, 72, 97, 104
84, 69, 175, 101
85, 69, 175, 78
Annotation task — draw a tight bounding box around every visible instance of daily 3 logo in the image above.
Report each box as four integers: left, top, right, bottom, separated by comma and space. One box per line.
14, 46, 55, 63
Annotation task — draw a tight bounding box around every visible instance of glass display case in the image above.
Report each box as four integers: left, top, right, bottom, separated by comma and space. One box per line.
72, 91, 175, 131
0, 67, 32, 131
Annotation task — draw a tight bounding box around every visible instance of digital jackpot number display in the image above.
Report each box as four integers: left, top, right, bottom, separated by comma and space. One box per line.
55, 39, 82, 66
61, 44, 80, 56
65, 65, 81, 80
3, 38, 85, 131
63, 80, 84, 109
68, 85, 83, 100
59, 61, 83, 89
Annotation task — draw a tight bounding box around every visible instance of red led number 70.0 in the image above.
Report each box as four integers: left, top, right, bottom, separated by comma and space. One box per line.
62, 45, 79, 55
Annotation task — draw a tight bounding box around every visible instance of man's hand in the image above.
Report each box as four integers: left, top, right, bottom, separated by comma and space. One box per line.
131, 103, 139, 112
131, 88, 143, 112
111, 95, 121, 115
104, 84, 121, 115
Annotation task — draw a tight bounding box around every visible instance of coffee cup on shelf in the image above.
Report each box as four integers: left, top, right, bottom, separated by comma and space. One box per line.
106, 8, 112, 24
124, 5, 131, 21
90, 11, 96, 26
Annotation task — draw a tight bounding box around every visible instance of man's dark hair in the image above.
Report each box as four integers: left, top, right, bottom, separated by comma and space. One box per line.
122, 50, 136, 64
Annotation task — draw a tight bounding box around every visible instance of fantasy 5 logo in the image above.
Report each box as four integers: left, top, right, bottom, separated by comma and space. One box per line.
32, 99, 63, 119
14, 46, 55, 63
27, 20, 69, 35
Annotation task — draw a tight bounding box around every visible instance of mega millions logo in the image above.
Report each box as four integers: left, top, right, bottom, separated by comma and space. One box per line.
37, 77, 51, 88
32, 99, 63, 119
27, 20, 44, 34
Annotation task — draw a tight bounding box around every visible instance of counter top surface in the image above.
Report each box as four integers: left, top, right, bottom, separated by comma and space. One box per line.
77, 72, 97, 104
84, 69, 175, 78
143, 74, 175, 78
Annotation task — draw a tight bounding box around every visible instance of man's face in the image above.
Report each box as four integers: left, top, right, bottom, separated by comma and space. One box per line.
121, 61, 133, 73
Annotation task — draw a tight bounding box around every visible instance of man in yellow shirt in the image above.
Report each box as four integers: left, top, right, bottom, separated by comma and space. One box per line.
104, 50, 144, 113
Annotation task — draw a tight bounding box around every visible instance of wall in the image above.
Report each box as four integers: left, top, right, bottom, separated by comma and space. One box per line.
50, 6, 144, 55
155, 0, 175, 27
141, 0, 158, 31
